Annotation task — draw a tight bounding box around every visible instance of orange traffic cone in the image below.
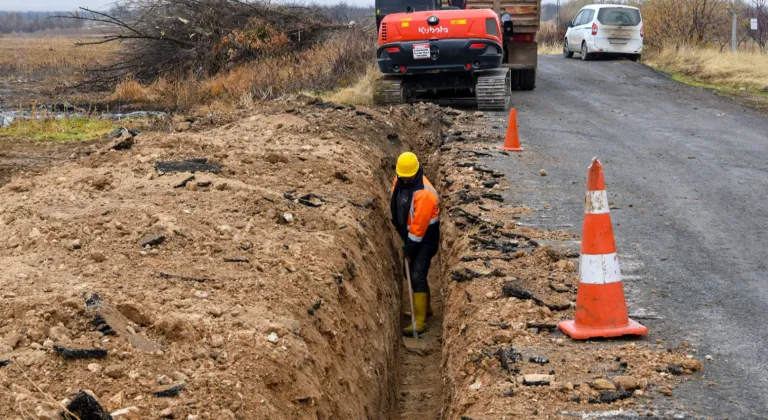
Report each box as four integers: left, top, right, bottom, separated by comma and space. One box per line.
558, 158, 648, 340
501, 108, 523, 152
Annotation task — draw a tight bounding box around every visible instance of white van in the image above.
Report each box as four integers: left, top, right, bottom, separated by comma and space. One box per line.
563, 4, 643, 61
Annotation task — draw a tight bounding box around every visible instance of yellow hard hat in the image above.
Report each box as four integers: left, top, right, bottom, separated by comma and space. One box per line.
396, 152, 420, 178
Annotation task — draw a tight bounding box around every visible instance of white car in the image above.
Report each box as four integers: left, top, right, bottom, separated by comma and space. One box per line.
563, 4, 644, 61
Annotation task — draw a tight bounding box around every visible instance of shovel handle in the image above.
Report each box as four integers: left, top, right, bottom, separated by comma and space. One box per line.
404, 258, 418, 340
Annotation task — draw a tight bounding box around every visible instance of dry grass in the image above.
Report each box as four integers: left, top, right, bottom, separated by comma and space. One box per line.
645, 46, 768, 92
538, 21, 565, 55
108, 79, 155, 103
0, 35, 118, 76
105, 30, 376, 112
538, 41, 563, 55
322, 63, 379, 106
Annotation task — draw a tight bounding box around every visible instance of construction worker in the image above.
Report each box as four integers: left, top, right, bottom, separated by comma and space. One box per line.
390, 152, 440, 335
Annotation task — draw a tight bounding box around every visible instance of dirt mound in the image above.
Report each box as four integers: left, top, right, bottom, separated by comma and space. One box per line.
434, 113, 704, 419
0, 98, 441, 418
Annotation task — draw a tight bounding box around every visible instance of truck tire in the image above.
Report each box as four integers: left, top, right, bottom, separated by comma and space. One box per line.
519, 69, 536, 91
509, 69, 522, 91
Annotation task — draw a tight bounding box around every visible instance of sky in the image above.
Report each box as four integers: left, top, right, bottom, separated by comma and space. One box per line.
0, 0, 556, 12
1, 0, 121, 11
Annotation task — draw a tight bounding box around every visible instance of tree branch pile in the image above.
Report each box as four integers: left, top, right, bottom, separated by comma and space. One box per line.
61, 0, 374, 88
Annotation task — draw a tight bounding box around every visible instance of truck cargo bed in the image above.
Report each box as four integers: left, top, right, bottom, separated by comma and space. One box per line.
466, 0, 541, 33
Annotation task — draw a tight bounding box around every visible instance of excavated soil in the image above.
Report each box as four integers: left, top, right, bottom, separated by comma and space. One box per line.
0, 98, 442, 419
0, 140, 95, 189
0, 99, 707, 420
433, 112, 705, 419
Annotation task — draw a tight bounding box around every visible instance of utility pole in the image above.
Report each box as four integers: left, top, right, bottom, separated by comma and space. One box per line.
728, 6, 738, 53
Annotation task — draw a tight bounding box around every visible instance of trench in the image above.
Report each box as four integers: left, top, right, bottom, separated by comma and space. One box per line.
395, 263, 446, 419
389, 127, 448, 420
0, 99, 457, 419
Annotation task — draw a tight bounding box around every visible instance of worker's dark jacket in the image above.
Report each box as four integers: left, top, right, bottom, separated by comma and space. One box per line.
390, 168, 440, 259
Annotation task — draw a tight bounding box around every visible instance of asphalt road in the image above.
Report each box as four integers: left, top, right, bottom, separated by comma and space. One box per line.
482, 55, 768, 419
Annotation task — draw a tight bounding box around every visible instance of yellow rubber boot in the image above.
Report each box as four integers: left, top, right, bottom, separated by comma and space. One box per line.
403, 290, 433, 318
403, 293, 429, 336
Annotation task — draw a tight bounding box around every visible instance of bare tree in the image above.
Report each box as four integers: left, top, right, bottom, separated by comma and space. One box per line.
640, 0, 730, 48
745, 0, 768, 52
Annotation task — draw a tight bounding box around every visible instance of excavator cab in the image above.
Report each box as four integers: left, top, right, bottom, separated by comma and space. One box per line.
376, 0, 467, 30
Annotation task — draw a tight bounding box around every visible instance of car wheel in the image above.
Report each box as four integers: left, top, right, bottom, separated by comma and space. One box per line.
581, 43, 591, 61
628, 54, 641, 62
563, 39, 574, 58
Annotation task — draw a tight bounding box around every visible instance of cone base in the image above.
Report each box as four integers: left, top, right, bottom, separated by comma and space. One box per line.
501, 146, 524, 152
558, 318, 648, 340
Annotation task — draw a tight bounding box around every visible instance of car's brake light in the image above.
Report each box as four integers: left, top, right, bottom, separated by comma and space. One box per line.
592, 23, 598, 36
469, 43, 486, 49
640, 25, 644, 38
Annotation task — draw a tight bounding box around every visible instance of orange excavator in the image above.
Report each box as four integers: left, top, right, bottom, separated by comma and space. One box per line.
373, 0, 540, 110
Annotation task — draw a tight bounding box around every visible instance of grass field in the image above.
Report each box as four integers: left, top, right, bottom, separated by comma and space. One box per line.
0, 116, 119, 142
645, 46, 768, 92
0, 34, 118, 76
644, 46, 768, 111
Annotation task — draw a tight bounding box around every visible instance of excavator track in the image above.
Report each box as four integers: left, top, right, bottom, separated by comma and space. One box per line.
475, 69, 511, 111
373, 76, 406, 106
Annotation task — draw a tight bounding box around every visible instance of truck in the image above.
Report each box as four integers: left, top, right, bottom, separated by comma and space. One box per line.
468, 0, 541, 90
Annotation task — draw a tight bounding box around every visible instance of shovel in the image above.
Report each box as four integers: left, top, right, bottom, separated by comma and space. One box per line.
404, 258, 418, 340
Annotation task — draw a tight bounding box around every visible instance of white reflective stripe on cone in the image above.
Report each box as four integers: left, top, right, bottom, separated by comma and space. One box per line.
579, 253, 622, 284
585, 190, 609, 214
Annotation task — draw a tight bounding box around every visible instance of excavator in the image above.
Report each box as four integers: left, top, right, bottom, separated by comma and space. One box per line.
373, 0, 540, 110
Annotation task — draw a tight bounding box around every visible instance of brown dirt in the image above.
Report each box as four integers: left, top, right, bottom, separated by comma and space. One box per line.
396, 268, 444, 420
0, 98, 442, 419
0, 100, 707, 420
434, 112, 705, 419
0, 139, 96, 189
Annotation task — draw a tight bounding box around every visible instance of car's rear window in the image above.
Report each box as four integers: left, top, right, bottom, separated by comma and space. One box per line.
597, 8, 641, 26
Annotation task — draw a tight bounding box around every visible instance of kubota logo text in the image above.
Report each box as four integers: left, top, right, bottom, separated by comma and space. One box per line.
418, 26, 448, 34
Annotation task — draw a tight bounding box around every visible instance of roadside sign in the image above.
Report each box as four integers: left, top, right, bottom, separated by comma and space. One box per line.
752, 18, 759, 30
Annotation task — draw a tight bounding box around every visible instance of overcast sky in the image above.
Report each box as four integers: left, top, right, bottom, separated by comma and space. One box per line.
1, 0, 556, 12
1, 0, 117, 11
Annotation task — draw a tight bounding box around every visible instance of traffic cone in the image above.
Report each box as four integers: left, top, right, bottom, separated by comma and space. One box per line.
501, 108, 523, 152
558, 158, 648, 340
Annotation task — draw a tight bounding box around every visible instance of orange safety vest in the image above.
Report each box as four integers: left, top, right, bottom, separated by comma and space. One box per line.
391, 175, 440, 243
